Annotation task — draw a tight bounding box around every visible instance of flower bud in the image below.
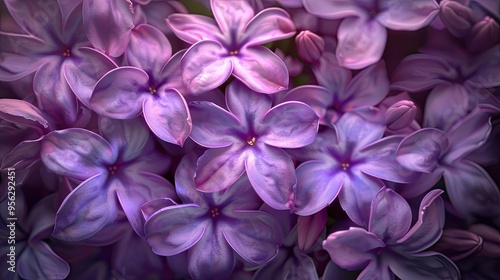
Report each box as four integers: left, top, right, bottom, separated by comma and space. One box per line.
432, 228, 483, 261
297, 208, 327, 251
385, 100, 417, 130
466, 17, 500, 53
469, 224, 500, 258
296, 30, 325, 63
440, 0, 474, 38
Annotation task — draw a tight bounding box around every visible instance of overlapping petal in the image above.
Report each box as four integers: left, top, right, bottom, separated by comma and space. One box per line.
18, 242, 70, 280
166, 14, 223, 44
243, 8, 296, 46
377, 0, 439, 30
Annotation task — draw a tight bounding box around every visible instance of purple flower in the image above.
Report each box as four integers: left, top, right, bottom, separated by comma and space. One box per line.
189, 80, 319, 210
323, 188, 460, 279
90, 24, 191, 146
303, 0, 439, 69
292, 111, 419, 225
40, 117, 176, 241
143, 153, 283, 279
167, 0, 296, 94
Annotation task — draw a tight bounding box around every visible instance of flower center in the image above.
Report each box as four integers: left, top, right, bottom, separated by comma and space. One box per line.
341, 163, 349, 171
109, 165, 118, 175
229, 50, 239, 55
210, 208, 219, 218
62, 48, 71, 58
246, 136, 256, 146
149, 86, 157, 95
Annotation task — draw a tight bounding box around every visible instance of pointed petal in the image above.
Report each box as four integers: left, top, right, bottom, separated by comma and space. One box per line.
387, 252, 460, 280
181, 40, 233, 95
0, 99, 49, 130
336, 18, 387, 69
174, 153, 207, 206
218, 175, 262, 212
294, 160, 344, 216
336, 111, 385, 151
369, 188, 412, 241
195, 145, 247, 193
312, 52, 352, 92
323, 227, 384, 270
396, 190, 444, 252
243, 8, 296, 46
358, 259, 394, 280
18, 242, 69, 280
144, 204, 207, 256
424, 84, 471, 131
303, 0, 363, 19
189, 101, 241, 148
41, 128, 113, 181
1, 138, 42, 170
396, 128, 449, 173
377, 0, 439, 30
261, 101, 319, 148
443, 161, 500, 219
297, 209, 328, 251
127, 24, 172, 75
223, 210, 282, 264
281, 85, 332, 121
83, 0, 134, 57
3, 0, 62, 39
395, 171, 443, 199
52, 174, 118, 241
211, 0, 254, 35
343, 60, 389, 108
245, 144, 296, 210
226, 80, 272, 126
140, 198, 177, 221
143, 88, 191, 146
285, 249, 320, 280
233, 46, 289, 93
90, 67, 149, 119
166, 14, 223, 44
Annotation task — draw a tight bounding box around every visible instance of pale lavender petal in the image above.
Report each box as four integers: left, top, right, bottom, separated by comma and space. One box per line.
211, 0, 254, 35
143, 88, 191, 146
245, 144, 296, 210
180, 40, 233, 95
63, 46, 117, 107
443, 160, 500, 219
396, 128, 449, 173
18, 242, 69, 280
377, 0, 439, 30
323, 227, 385, 270
218, 175, 262, 213
83, 0, 134, 57
41, 128, 114, 181
243, 8, 296, 46
0, 35, 45, 81
189, 101, 241, 148
157, 50, 187, 95
0, 99, 49, 130
233, 46, 289, 93
424, 84, 471, 131
195, 145, 247, 193
223, 210, 282, 264
297, 208, 328, 251
336, 18, 387, 69
174, 152, 207, 206
396, 171, 444, 199
166, 14, 223, 44
312, 52, 352, 92
140, 198, 177, 221
342, 60, 389, 108
140, 1, 188, 34
369, 188, 412, 241
303, 0, 364, 19
396, 190, 444, 252
144, 204, 208, 256
358, 259, 394, 280
336, 111, 385, 151
1, 138, 42, 170
90, 67, 149, 119
3, 0, 62, 39
126, 24, 172, 75
261, 101, 319, 148
281, 85, 331, 121
53, 174, 117, 241
294, 160, 344, 216
225, 80, 272, 125
387, 252, 460, 280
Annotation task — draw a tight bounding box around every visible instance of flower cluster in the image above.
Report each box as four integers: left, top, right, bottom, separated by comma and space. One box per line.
0, 0, 499, 279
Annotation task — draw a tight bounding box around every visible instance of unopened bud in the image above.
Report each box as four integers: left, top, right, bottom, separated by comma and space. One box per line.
297, 208, 327, 251
296, 30, 325, 63
469, 224, 500, 258
432, 228, 483, 261
385, 100, 417, 130
466, 17, 500, 53
440, 0, 474, 38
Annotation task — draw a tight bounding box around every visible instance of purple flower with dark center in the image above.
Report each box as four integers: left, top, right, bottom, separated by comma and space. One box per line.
303, 0, 439, 69
292, 111, 419, 225
143, 153, 283, 279
40, 117, 176, 241
167, 0, 296, 94
90, 24, 191, 146
189, 80, 319, 210
323, 188, 460, 279
282, 54, 390, 125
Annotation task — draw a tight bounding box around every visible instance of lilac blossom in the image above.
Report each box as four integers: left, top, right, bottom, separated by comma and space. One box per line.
303, 0, 439, 69
90, 24, 191, 146
292, 111, 419, 225
323, 188, 460, 279
282, 54, 390, 125
40, 117, 176, 241
143, 153, 283, 279
189, 80, 319, 210
167, 0, 296, 94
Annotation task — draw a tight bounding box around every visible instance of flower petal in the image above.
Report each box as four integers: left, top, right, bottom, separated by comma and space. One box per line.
245, 144, 296, 210
424, 84, 471, 131
211, 0, 254, 35
174, 152, 207, 206
387, 252, 460, 280
225, 80, 272, 126
281, 85, 332, 122
336, 111, 385, 151
52, 174, 117, 241
41, 128, 113, 181
303, 0, 364, 19
261, 101, 319, 149
297, 208, 328, 251
342, 60, 389, 109
166, 14, 223, 44
1, 138, 42, 170
377, 0, 439, 30
143, 88, 191, 146
312, 52, 352, 92
233, 46, 289, 93
126, 24, 171, 75
223, 210, 282, 264
90, 67, 149, 119
243, 8, 296, 46
369, 188, 412, 241
189, 101, 241, 148
181, 40, 233, 95
3, 0, 62, 39
336, 18, 387, 69
0, 99, 49, 130
145, 204, 207, 256
18, 242, 70, 280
